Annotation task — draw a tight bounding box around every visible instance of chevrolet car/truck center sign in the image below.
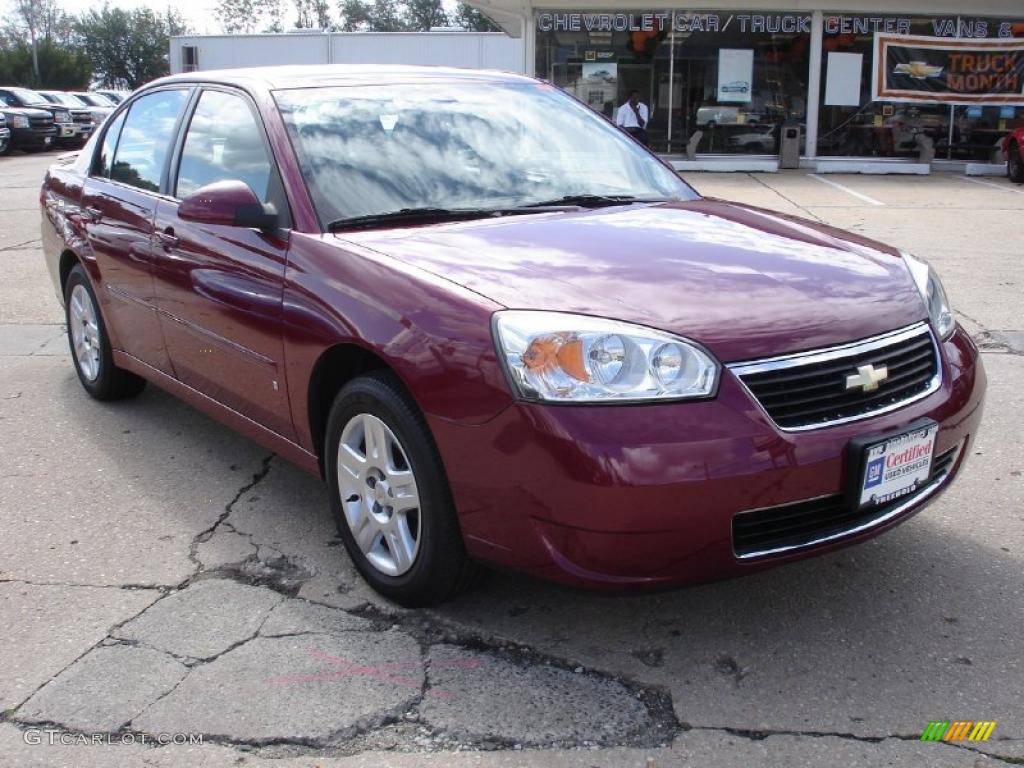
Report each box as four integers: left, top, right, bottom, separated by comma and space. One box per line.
873, 34, 1024, 104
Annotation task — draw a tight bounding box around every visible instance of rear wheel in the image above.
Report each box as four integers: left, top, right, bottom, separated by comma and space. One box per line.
64, 264, 146, 400
325, 371, 479, 606
1008, 142, 1024, 184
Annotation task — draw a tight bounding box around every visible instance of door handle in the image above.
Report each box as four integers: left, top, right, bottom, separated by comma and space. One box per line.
154, 229, 179, 249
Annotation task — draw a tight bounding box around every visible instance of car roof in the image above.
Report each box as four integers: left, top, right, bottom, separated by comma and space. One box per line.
152, 64, 534, 92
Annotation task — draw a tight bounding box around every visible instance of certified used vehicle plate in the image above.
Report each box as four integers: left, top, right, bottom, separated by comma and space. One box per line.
858, 423, 937, 508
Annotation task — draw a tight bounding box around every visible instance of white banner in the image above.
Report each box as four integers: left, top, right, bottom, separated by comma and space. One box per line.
717, 49, 753, 103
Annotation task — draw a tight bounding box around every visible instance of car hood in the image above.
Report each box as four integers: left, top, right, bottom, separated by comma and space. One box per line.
0, 106, 52, 118
338, 199, 928, 362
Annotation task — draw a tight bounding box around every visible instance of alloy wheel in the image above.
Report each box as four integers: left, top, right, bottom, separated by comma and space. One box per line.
336, 412, 422, 577
69, 283, 101, 381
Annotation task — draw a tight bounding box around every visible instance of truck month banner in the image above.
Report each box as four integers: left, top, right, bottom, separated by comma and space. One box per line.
872, 34, 1024, 104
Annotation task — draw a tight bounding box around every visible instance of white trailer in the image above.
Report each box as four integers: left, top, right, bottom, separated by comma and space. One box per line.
170, 31, 526, 76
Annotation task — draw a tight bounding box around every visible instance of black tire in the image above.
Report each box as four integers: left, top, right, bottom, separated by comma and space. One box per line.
64, 264, 146, 400
0, 139, 12, 156
325, 371, 479, 606
1008, 142, 1024, 184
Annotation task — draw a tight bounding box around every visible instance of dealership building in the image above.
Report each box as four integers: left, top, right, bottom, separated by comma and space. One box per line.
172, 0, 1023, 167
466, 0, 1024, 162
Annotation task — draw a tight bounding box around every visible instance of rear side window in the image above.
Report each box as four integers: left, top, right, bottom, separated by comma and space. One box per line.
111, 89, 188, 193
176, 90, 273, 201
94, 111, 127, 179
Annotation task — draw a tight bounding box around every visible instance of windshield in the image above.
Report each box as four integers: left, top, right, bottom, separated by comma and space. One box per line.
48, 92, 87, 107
275, 80, 696, 227
80, 92, 115, 107
11, 88, 48, 105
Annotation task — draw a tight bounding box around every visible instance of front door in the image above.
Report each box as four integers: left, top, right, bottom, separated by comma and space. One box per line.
152, 87, 294, 439
80, 89, 190, 373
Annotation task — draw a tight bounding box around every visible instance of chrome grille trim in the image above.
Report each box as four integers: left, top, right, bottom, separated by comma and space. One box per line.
728, 322, 941, 432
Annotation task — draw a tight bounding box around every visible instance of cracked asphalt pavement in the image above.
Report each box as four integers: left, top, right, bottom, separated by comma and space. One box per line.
1, 151, 1022, 767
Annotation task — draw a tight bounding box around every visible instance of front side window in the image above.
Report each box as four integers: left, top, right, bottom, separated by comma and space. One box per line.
275, 81, 695, 227
176, 90, 273, 202
94, 111, 127, 179
111, 89, 188, 193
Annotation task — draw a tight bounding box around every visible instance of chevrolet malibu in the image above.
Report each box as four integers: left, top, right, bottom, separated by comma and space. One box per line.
40, 66, 985, 606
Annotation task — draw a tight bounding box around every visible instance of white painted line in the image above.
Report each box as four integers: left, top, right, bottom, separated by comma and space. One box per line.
807, 174, 884, 206
961, 176, 1024, 195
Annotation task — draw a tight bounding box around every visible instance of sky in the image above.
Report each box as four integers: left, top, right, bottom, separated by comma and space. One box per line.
54, 0, 462, 36
57, 0, 225, 34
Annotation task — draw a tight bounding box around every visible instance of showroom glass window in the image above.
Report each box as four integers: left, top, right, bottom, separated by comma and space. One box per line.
818, 14, 1024, 159
535, 11, 811, 154
110, 89, 188, 193
175, 90, 273, 202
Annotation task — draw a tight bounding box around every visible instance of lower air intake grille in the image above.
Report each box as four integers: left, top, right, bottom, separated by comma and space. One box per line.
732, 444, 959, 559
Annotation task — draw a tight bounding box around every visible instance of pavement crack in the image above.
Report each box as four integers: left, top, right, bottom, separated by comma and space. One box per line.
188, 454, 275, 573
0, 238, 41, 252
747, 173, 826, 223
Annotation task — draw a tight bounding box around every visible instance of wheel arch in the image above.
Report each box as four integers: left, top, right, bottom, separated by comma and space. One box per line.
307, 342, 413, 478
58, 249, 81, 295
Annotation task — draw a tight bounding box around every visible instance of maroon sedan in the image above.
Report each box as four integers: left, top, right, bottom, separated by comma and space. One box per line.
41, 66, 985, 605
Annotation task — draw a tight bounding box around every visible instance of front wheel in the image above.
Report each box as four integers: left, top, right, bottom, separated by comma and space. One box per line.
325, 372, 479, 606
1008, 142, 1024, 184
64, 264, 146, 400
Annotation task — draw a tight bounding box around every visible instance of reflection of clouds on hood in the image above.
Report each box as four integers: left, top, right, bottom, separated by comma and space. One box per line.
577, 206, 889, 279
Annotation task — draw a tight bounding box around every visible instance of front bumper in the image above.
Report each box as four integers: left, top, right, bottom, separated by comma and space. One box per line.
429, 326, 985, 588
11, 126, 56, 149
56, 123, 92, 141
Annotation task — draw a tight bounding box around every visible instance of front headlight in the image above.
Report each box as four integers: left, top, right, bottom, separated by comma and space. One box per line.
492, 310, 719, 403
901, 252, 955, 340
55, 111, 70, 123
11, 114, 29, 128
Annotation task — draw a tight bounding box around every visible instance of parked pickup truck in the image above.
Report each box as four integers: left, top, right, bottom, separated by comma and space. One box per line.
0, 104, 56, 154
0, 112, 10, 154
0, 87, 80, 148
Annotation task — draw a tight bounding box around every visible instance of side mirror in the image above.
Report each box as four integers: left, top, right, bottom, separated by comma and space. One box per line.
178, 180, 279, 230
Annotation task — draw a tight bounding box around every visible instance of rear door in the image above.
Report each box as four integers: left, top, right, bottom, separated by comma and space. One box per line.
79, 88, 191, 373
151, 87, 294, 438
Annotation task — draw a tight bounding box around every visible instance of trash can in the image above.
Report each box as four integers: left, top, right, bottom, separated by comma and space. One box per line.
779, 119, 801, 169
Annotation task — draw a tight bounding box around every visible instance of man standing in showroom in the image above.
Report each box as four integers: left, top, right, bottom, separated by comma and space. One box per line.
615, 89, 649, 145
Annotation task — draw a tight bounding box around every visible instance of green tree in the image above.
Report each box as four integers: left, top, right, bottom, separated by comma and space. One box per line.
293, 0, 332, 29
74, 5, 188, 89
214, 0, 284, 34
451, 2, 499, 32
337, 0, 371, 31
368, 0, 408, 31
0, 37, 90, 88
403, 0, 446, 31
4, 0, 75, 81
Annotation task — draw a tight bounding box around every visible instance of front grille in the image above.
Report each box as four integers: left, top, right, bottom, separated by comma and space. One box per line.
730, 323, 940, 430
732, 444, 959, 559
29, 116, 54, 129
72, 111, 92, 124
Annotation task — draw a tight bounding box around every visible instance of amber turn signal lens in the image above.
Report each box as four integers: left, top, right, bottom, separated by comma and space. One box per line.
521, 335, 588, 381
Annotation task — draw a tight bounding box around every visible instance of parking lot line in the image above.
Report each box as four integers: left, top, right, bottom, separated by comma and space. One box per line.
961, 176, 1024, 195
807, 174, 884, 206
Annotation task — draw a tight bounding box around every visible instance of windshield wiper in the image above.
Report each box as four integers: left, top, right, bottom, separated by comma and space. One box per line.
327, 207, 506, 231
519, 194, 672, 209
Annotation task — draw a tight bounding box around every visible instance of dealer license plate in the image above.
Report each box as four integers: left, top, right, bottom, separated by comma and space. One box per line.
858, 423, 937, 508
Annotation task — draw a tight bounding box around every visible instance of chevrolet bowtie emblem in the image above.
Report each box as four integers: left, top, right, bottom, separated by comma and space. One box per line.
846, 363, 889, 393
